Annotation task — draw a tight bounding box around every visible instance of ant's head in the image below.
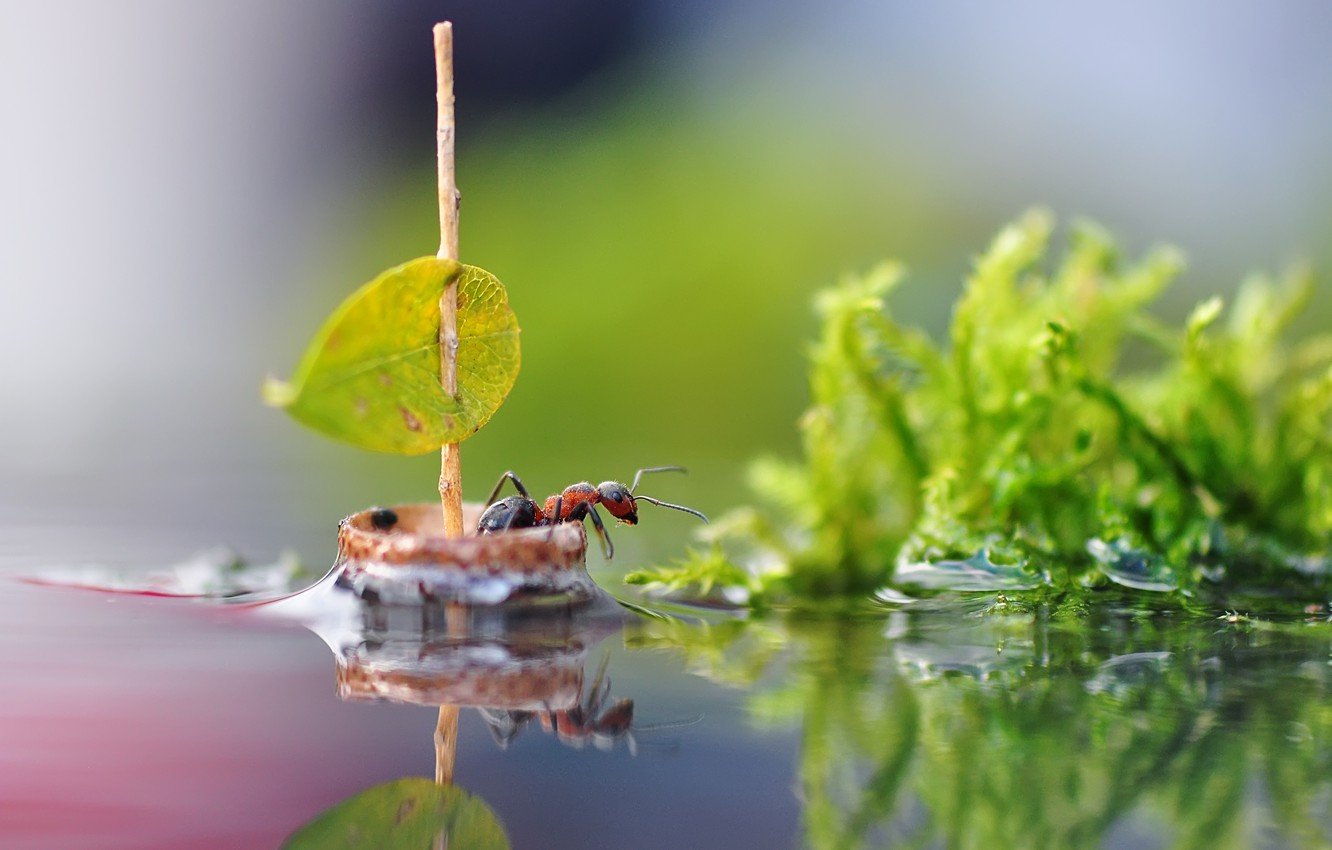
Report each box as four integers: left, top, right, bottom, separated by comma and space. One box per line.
597, 472, 710, 527
596, 481, 638, 524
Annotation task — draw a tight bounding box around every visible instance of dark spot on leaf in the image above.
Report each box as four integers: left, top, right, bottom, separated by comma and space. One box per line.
378, 372, 392, 388
354, 397, 368, 417
401, 407, 423, 432
394, 798, 417, 824
444, 415, 456, 430
457, 291, 469, 310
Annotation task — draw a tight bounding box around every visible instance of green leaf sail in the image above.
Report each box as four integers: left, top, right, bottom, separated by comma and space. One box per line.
282, 778, 509, 850
264, 257, 521, 454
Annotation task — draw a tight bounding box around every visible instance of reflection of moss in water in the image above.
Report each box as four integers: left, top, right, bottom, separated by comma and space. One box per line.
642, 610, 1332, 849
750, 620, 920, 849
913, 624, 1200, 849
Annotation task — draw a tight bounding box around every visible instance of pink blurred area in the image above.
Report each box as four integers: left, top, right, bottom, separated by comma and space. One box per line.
0, 580, 796, 850
0, 583, 421, 849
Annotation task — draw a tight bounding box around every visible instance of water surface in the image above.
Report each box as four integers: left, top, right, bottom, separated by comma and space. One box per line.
1, 569, 1328, 849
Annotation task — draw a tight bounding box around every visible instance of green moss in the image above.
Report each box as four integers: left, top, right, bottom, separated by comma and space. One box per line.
630, 211, 1332, 605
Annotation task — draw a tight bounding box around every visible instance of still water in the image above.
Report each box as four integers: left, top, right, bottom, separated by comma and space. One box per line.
1, 562, 1329, 849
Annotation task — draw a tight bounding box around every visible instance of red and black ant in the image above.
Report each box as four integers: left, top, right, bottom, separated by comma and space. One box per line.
476, 466, 707, 559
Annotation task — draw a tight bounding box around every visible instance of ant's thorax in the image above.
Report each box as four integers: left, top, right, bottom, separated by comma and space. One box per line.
543, 482, 599, 521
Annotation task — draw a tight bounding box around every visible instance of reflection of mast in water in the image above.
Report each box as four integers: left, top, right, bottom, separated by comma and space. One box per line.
434, 602, 467, 787
435, 704, 459, 785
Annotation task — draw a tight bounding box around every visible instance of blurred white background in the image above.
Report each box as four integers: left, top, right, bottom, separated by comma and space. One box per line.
3, 1, 1330, 569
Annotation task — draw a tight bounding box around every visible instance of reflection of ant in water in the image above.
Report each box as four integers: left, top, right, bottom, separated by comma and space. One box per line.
476, 466, 708, 559
479, 657, 698, 756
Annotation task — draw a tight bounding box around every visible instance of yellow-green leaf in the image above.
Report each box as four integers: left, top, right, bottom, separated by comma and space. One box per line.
282, 778, 509, 850
264, 257, 521, 454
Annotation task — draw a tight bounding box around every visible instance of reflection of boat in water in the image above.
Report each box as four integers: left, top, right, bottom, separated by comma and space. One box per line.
285, 560, 657, 745
339, 635, 585, 709
332, 610, 625, 711
313, 592, 684, 756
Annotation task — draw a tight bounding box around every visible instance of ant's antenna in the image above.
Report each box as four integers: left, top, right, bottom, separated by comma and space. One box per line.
635, 496, 708, 523
634, 714, 704, 733
630, 466, 687, 494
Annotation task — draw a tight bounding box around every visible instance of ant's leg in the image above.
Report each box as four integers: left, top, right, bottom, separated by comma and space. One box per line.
540, 701, 557, 735
486, 471, 530, 506
545, 495, 564, 541
630, 466, 687, 494
585, 505, 614, 560
587, 655, 610, 713
478, 708, 519, 749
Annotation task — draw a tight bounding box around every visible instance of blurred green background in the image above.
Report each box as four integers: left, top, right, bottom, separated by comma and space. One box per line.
4, 2, 1332, 572
311, 91, 961, 556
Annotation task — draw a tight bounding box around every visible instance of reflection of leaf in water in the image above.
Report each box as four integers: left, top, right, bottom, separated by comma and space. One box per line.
282, 778, 508, 850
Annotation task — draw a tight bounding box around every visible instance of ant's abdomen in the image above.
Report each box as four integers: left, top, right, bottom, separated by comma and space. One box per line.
477, 496, 540, 533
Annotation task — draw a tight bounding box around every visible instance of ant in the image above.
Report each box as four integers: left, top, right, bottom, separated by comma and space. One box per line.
478, 656, 698, 756
476, 466, 707, 559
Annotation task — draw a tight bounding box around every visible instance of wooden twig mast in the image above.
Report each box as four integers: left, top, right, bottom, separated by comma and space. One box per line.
433, 21, 463, 788
434, 22, 463, 538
